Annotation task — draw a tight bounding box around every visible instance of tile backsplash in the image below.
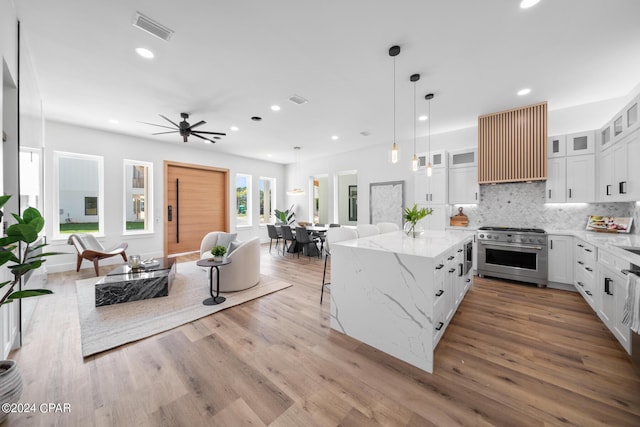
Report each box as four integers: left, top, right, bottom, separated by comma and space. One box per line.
452, 182, 639, 234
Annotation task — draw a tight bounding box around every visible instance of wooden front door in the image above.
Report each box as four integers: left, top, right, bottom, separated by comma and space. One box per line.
164, 161, 229, 256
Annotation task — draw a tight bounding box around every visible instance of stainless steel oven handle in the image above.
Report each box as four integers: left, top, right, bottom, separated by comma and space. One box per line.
478, 241, 543, 251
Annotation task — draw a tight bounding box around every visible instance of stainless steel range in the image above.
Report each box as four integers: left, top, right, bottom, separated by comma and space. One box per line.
477, 226, 548, 287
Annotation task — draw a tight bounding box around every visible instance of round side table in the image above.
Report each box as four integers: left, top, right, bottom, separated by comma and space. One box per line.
196, 258, 232, 305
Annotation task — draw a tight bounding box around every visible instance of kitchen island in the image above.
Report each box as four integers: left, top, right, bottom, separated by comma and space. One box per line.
330, 229, 475, 373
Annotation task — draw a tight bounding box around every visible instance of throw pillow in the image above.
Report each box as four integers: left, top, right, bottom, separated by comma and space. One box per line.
216, 232, 237, 253
228, 240, 242, 255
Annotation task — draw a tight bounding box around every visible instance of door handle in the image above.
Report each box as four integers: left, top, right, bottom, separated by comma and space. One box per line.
604, 277, 613, 295
568, 188, 572, 198
606, 184, 611, 196
548, 189, 551, 199
619, 181, 627, 194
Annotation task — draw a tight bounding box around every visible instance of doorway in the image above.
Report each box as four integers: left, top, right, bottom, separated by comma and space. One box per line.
164, 161, 229, 256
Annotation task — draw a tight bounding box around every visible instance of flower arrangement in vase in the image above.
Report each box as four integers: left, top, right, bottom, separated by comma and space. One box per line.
403, 203, 433, 238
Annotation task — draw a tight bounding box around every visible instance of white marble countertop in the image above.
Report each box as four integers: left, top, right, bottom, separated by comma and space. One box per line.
547, 229, 640, 267
334, 230, 476, 259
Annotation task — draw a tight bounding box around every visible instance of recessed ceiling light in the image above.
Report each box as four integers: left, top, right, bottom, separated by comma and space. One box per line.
418, 115, 428, 121
520, 0, 540, 9
267, 154, 273, 158
270, 105, 281, 111
135, 47, 154, 59
108, 119, 119, 124
230, 126, 239, 131
331, 135, 339, 140
517, 88, 531, 96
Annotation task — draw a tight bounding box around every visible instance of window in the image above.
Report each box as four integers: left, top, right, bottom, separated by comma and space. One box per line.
123, 160, 153, 234
54, 151, 104, 237
236, 174, 251, 227
259, 177, 276, 224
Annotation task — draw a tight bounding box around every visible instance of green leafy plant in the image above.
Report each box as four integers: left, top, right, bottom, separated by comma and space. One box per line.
274, 208, 289, 223
210, 245, 227, 257
0, 195, 61, 306
403, 203, 433, 237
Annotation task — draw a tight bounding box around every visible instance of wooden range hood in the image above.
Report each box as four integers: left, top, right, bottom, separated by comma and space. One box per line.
478, 101, 547, 184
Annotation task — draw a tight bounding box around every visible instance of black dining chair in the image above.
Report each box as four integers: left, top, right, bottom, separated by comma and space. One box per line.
266, 224, 282, 254
329, 223, 341, 228
280, 225, 297, 256
295, 226, 321, 260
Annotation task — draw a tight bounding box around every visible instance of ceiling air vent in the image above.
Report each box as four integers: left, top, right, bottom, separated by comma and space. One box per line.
288, 94, 308, 105
360, 131, 371, 136
133, 12, 174, 41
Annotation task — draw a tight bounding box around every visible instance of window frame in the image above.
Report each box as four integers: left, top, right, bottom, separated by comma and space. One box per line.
53, 151, 104, 239
235, 173, 252, 228
259, 176, 277, 225
123, 159, 154, 235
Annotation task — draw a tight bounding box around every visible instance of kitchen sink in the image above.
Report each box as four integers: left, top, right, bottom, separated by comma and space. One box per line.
617, 246, 640, 256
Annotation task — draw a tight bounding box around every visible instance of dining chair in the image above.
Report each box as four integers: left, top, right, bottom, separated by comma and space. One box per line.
356, 223, 379, 238
295, 226, 321, 260
321, 227, 358, 303
266, 224, 282, 254
280, 225, 296, 256
329, 223, 341, 228
377, 222, 399, 234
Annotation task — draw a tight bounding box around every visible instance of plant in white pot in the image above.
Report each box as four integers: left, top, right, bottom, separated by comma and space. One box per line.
0, 195, 60, 423
210, 245, 227, 262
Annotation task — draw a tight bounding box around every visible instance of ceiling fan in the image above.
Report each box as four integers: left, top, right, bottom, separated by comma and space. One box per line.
140, 112, 226, 143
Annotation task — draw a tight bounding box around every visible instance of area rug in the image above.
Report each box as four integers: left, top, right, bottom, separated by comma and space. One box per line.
75, 261, 292, 357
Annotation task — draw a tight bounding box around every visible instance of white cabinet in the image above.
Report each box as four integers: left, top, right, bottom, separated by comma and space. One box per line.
566, 155, 595, 202
574, 239, 598, 311
612, 131, 640, 201
548, 135, 566, 158
547, 235, 574, 284
566, 130, 595, 156
546, 158, 566, 203
598, 148, 614, 201
417, 149, 446, 171
449, 167, 479, 204
597, 258, 631, 353
414, 164, 447, 205
416, 203, 446, 231
545, 154, 595, 203
448, 148, 477, 168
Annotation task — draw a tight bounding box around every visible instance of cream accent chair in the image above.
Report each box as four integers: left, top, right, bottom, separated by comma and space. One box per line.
199, 232, 260, 292
376, 222, 400, 234
356, 223, 380, 238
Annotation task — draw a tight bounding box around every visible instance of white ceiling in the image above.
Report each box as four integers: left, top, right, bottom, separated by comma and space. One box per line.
15, 0, 640, 164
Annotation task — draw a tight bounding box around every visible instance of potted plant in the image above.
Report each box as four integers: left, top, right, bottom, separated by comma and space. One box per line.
0, 195, 60, 423
274, 208, 290, 224
403, 203, 433, 238
210, 245, 227, 262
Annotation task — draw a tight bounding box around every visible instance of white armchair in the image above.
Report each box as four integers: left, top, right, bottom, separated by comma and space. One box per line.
199, 232, 261, 292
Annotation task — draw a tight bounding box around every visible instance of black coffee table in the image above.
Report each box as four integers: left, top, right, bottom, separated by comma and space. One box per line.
196, 258, 232, 305
95, 258, 176, 307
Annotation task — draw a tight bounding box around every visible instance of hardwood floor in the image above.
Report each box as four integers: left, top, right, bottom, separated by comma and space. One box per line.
7, 244, 640, 426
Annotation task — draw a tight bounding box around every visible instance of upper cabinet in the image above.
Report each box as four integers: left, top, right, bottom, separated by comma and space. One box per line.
548, 135, 566, 158
565, 131, 595, 156
448, 148, 476, 169
599, 93, 640, 150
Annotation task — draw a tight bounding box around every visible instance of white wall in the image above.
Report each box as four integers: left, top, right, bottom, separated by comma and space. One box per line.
44, 121, 285, 272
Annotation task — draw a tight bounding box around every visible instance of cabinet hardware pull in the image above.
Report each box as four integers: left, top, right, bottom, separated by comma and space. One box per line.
448, 268, 456, 273
585, 290, 592, 296
584, 248, 592, 253
604, 277, 613, 295
447, 256, 455, 261
577, 244, 584, 248
606, 184, 612, 196
466, 278, 471, 283
577, 281, 584, 287
457, 249, 463, 253
458, 263, 463, 277
577, 261, 584, 265
550, 240, 553, 250
475, 192, 478, 200
435, 264, 444, 270
619, 181, 627, 194
548, 189, 551, 199
435, 290, 444, 297
435, 322, 444, 331
569, 188, 572, 198
585, 267, 593, 272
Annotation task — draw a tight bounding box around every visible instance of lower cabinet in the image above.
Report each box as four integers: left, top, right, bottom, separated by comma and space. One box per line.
574, 239, 598, 311
547, 234, 574, 284
597, 252, 631, 353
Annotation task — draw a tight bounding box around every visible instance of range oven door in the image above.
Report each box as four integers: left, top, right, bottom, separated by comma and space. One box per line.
477, 241, 547, 283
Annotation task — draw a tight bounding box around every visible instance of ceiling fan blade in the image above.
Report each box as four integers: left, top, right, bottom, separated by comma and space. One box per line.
192, 131, 227, 136
152, 131, 179, 135
188, 120, 206, 130
138, 121, 177, 130
159, 114, 181, 128
191, 133, 216, 143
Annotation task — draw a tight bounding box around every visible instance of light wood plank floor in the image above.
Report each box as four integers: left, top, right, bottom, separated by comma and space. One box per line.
6, 244, 640, 426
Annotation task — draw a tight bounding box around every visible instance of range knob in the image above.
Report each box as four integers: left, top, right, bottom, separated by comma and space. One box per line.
493, 235, 499, 239
538, 238, 544, 243
479, 234, 485, 239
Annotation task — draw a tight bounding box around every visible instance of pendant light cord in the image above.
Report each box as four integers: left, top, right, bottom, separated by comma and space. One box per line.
428, 97, 431, 156
413, 80, 416, 155
393, 56, 396, 143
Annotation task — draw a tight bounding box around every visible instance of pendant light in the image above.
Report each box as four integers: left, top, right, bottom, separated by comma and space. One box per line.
410, 73, 420, 172
425, 93, 434, 177
286, 146, 305, 196
389, 45, 400, 163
